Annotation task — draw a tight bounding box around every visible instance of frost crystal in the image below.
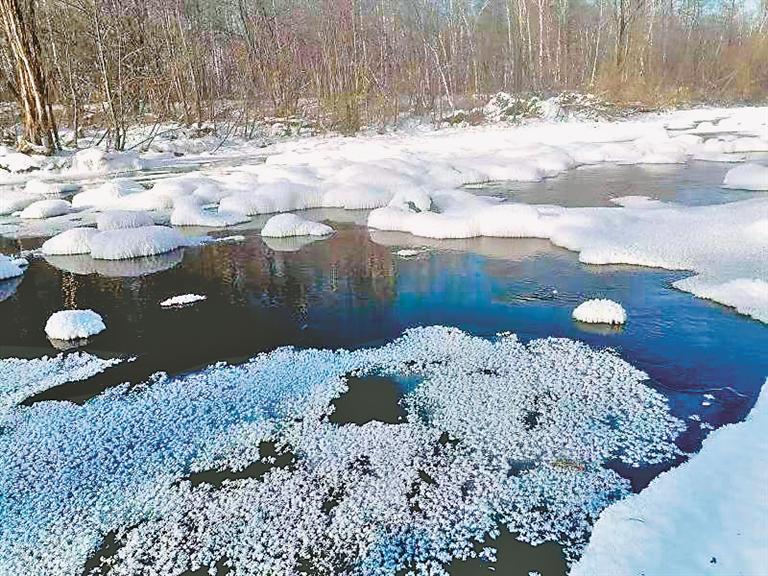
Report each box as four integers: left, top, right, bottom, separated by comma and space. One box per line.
0, 327, 685, 575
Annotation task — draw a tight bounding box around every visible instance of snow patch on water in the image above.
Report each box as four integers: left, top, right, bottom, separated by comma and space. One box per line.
260, 213, 334, 237
44, 310, 106, 341
160, 294, 207, 307
572, 299, 627, 325
722, 163, 768, 191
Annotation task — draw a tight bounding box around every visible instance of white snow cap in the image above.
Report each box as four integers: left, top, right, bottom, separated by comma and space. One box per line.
89, 226, 186, 260
160, 294, 207, 307
722, 163, 768, 191
41, 228, 99, 256
572, 299, 627, 325
44, 310, 106, 341
19, 199, 72, 219
0, 255, 25, 280
0, 191, 43, 215
96, 210, 154, 231
260, 213, 334, 237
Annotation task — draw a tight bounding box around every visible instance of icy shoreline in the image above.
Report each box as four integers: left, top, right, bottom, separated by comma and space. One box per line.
573, 379, 768, 576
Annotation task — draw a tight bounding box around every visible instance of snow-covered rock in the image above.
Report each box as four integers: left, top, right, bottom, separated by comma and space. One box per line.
19, 199, 72, 219
72, 179, 146, 209
572, 299, 627, 325
722, 163, 768, 191
160, 294, 207, 307
41, 228, 98, 255
70, 148, 145, 174
0, 255, 25, 280
260, 213, 334, 237
95, 210, 154, 231
170, 200, 248, 227
0, 191, 43, 215
44, 310, 106, 341
89, 226, 186, 260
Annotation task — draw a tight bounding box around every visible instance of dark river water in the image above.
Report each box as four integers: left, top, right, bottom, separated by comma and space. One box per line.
0, 160, 766, 576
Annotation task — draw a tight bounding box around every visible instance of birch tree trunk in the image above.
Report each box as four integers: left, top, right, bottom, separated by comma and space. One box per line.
0, 0, 59, 153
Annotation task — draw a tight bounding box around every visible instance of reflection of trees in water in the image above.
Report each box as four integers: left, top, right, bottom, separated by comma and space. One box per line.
183, 228, 397, 316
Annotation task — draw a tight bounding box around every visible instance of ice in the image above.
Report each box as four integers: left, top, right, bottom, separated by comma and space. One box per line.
396, 249, 423, 258
89, 226, 187, 260
260, 213, 334, 237
44, 309, 106, 341
0, 254, 26, 280
572, 299, 627, 325
41, 227, 99, 255
19, 199, 72, 219
722, 163, 768, 191
0, 353, 122, 421
96, 210, 155, 231
0, 326, 685, 575
160, 294, 207, 307
573, 379, 768, 576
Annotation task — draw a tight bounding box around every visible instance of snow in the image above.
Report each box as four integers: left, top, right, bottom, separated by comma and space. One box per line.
160, 294, 207, 307
0, 326, 684, 575
19, 199, 72, 219
0, 353, 122, 422
573, 379, 768, 576
69, 148, 145, 174
0, 254, 26, 280
260, 213, 334, 237
396, 249, 423, 257
89, 226, 187, 260
71, 179, 156, 210
0, 191, 43, 215
722, 163, 768, 191
572, 299, 627, 325
44, 310, 106, 341
41, 227, 99, 255
170, 199, 249, 227
95, 210, 154, 231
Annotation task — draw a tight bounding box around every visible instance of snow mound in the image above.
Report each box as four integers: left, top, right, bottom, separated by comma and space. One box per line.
572, 299, 627, 325
24, 179, 65, 197
44, 310, 106, 341
89, 226, 186, 260
160, 294, 207, 307
260, 213, 334, 237
41, 227, 99, 255
19, 199, 72, 219
170, 200, 248, 227
96, 210, 154, 231
0, 255, 25, 280
573, 379, 768, 576
70, 148, 145, 174
0, 326, 685, 575
72, 180, 148, 210
0, 191, 43, 215
722, 163, 768, 191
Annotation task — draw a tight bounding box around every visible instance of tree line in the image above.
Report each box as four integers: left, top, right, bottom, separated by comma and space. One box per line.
1, 0, 767, 152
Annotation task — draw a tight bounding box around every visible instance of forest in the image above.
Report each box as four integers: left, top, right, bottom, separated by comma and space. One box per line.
1, 0, 767, 151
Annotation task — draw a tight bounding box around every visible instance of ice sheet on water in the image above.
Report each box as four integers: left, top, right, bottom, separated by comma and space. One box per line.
0, 352, 122, 422
0, 326, 685, 575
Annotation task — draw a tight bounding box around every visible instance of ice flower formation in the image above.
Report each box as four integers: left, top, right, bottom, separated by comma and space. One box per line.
0, 352, 122, 422
0, 326, 685, 575
572, 299, 627, 325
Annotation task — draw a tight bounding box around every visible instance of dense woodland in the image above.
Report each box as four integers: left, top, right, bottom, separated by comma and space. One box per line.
1, 0, 767, 151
